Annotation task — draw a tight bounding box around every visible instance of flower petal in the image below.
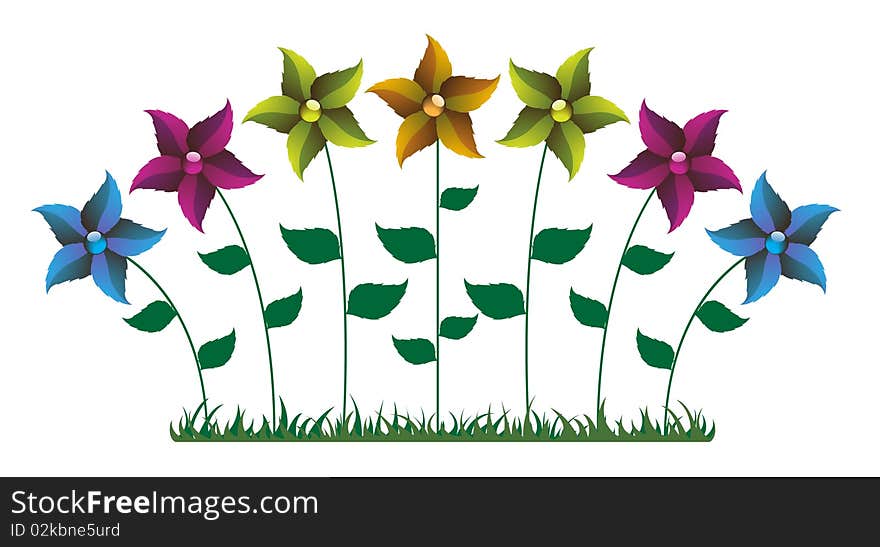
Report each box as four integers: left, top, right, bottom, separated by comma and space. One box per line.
286, 119, 327, 180
639, 101, 684, 157
441, 76, 499, 112
781, 243, 827, 292
177, 174, 215, 232
318, 106, 375, 148
609, 150, 669, 189
556, 47, 593, 101
81, 171, 122, 233
413, 35, 452, 94
683, 109, 726, 157
785, 204, 838, 245
497, 107, 554, 148
706, 219, 767, 256
34, 204, 86, 245
146, 109, 189, 157
46, 243, 90, 292
131, 156, 184, 192
91, 251, 129, 304
367, 78, 425, 118
546, 120, 585, 180
688, 156, 741, 192
280, 47, 316, 102
311, 59, 363, 109
243, 95, 301, 134
188, 100, 233, 157
744, 251, 781, 304
571, 95, 629, 133
202, 150, 263, 189
508, 60, 561, 109
656, 174, 695, 232
750, 171, 791, 233
437, 111, 481, 159
396, 111, 437, 166
106, 218, 166, 257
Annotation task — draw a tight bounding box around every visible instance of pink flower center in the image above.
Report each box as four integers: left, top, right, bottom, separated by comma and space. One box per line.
184, 151, 203, 175
669, 151, 689, 175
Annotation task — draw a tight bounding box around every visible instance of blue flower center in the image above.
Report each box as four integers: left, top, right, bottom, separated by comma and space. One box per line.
765, 230, 787, 255
85, 231, 107, 254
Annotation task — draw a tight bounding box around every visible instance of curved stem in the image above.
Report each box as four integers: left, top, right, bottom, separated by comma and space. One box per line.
596, 188, 656, 420
216, 190, 277, 429
524, 143, 549, 421
663, 257, 745, 435
325, 146, 349, 423
127, 257, 208, 424
435, 140, 441, 433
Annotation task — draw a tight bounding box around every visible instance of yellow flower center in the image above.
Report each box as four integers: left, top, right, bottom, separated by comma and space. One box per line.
550, 99, 572, 122
300, 99, 322, 123
422, 94, 446, 118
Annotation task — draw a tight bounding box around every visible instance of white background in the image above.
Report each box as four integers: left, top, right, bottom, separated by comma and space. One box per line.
1, 1, 876, 476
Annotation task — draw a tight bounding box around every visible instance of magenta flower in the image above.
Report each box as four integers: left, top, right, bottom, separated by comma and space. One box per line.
610, 101, 741, 231
131, 101, 262, 231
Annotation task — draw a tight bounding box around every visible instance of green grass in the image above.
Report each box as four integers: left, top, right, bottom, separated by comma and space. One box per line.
170, 400, 714, 442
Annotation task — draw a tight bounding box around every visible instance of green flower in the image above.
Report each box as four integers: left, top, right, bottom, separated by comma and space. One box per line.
499, 48, 629, 179
245, 48, 375, 180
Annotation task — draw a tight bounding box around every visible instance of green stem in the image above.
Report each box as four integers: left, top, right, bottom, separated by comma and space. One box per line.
127, 257, 208, 424
435, 140, 441, 433
216, 190, 277, 429
325, 146, 349, 424
524, 143, 548, 422
596, 188, 656, 420
663, 257, 745, 435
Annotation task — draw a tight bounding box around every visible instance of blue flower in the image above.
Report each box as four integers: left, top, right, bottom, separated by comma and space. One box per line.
706, 171, 837, 304
35, 172, 166, 304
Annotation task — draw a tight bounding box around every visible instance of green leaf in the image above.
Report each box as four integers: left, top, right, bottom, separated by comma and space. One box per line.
556, 47, 593, 101
198, 245, 250, 275
508, 60, 561, 109
622, 245, 674, 275
280, 226, 340, 264
696, 300, 749, 333
243, 95, 300, 134
375, 225, 436, 264
279, 47, 316, 102
571, 95, 629, 133
464, 280, 525, 320
264, 289, 304, 329
636, 330, 674, 370
569, 289, 607, 329
439, 186, 479, 211
439, 315, 478, 340
546, 120, 585, 180
392, 337, 436, 365
123, 300, 177, 333
497, 107, 554, 148
318, 106, 374, 147
348, 281, 408, 319
531, 226, 592, 264
286, 119, 327, 180
198, 330, 236, 370
311, 60, 363, 109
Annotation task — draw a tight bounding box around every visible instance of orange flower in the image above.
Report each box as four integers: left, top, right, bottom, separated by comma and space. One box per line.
368, 35, 499, 166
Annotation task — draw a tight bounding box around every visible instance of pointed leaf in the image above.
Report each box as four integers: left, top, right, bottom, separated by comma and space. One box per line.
556, 47, 593, 101
440, 186, 479, 211
531, 226, 592, 264
318, 106, 374, 148
497, 107, 554, 148
198, 330, 236, 370
696, 300, 749, 333
348, 281, 408, 319
311, 60, 363, 109
286, 120, 326, 180
439, 315, 478, 340
636, 330, 674, 370
622, 245, 674, 275
508, 60, 560, 108
392, 337, 436, 365
546, 121, 585, 180
571, 95, 629, 133
375, 225, 436, 264
464, 280, 525, 320
265, 289, 304, 329
123, 300, 177, 333
569, 289, 607, 329
243, 95, 300, 133
198, 245, 250, 275
280, 226, 340, 264
280, 48, 316, 102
